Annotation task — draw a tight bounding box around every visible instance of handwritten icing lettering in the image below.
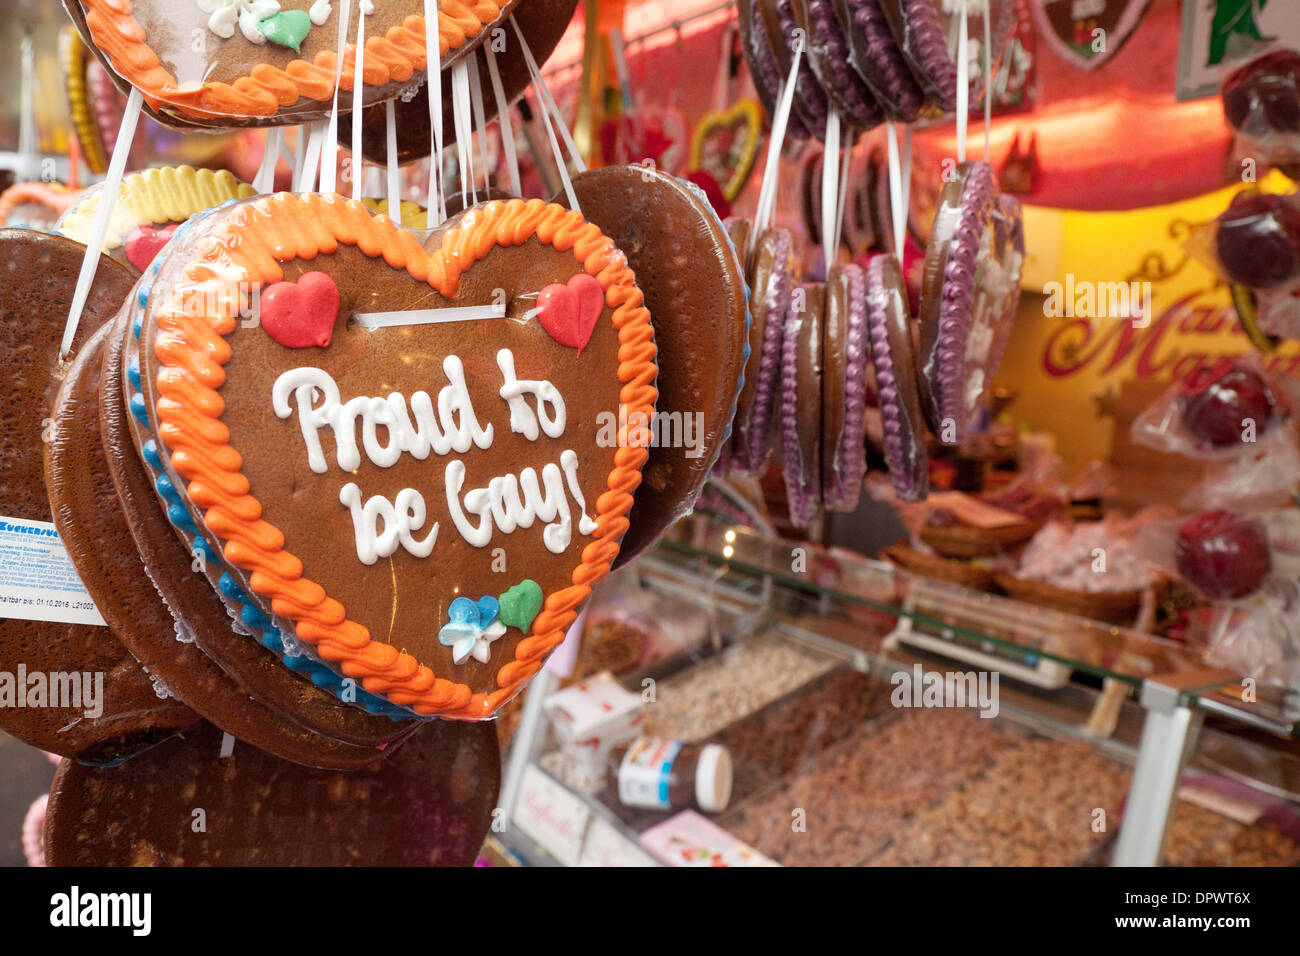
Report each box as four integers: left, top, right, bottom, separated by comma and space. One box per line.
339, 482, 438, 564
446, 449, 597, 554
271, 357, 493, 474
270, 350, 596, 561
497, 348, 567, 441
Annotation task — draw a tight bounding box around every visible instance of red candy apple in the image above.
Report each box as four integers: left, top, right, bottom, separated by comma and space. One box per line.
1223, 50, 1300, 136
1176, 360, 1278, 447
1174, 510, 1273, 601
1214, 192, 1300, 289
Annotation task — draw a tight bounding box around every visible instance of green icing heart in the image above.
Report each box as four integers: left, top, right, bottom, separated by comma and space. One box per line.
259, 10, 311, 53
498, 580, 543, 633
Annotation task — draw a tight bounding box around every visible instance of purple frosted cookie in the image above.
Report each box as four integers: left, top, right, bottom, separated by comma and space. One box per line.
780, 283, 825, 528
878, 0, 1012, 113
917, 160, 998, 443
740, 0, 810, 140
792, 0, 884, 131
865, 255, 929, 501
733, 227, 795, 476
822, 264, 871, 511
834, 0, 927, 121
758, 0, 832, 137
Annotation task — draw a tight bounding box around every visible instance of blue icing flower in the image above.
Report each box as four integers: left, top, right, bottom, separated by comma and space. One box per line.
142, 439, 163, 470
438, 596, 506, 666
168, 503, 196, 532
127, 354, 141, 390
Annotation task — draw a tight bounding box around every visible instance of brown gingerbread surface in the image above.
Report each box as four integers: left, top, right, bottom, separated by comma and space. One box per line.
45, 717, 500, 866
0, 230, 196, 761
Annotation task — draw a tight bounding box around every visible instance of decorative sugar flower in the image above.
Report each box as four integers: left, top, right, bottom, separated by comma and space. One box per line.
196, 0, 282, 43
438, 596, 506, 666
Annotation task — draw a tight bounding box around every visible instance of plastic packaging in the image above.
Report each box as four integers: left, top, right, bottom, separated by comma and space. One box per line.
834, 0, 926, 122
67, 0, 517, 127
780, 283, 825, 528
1130, 355, 1287, 459
608, 738, 734, 814
917, 160, 1018, 444
1205, 583, 1300, 690
56, 166, 256, 273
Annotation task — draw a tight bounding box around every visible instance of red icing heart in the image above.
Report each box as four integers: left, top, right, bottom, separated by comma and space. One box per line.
536, 273, 604, 354
125, 223, 178, 272
259, 272, 341, 349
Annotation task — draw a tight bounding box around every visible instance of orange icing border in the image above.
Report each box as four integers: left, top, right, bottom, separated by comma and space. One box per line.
81, 0, 509, 120
151, 194, 657, 718
0, 182, 80, 222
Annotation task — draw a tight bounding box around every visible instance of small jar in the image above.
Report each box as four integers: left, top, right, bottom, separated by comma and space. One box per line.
608, 737, 733, 814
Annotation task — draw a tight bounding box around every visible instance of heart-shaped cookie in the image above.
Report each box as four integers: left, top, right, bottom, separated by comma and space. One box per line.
537, 273, 604, 353
57, 166, 256, 274
260, 272, 342, 349
133, 194, 657, 718
69, 0, 520, 125
338, 0, 579, 164
690, 101, 763, 202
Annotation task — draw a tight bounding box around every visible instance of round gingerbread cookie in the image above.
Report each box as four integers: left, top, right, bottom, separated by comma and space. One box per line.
876, 0, 1012, 113
131, 194, 656, 720
0, 229, 198, 762
45, 718, 499, 865
56, 166, 256, 274
732, 227, 794, 477
791, 0, 883, 131
865, 254, 928, 501
780, 283, 825, 528
757, 0, 831, 137
340, 0, 579, 165
738, 0, 809, 140
832, 0, 926, 121
563, 166, 748, 566
821, 263, 870, 512
67, 0, 521, 127
917, 159, 1000, 443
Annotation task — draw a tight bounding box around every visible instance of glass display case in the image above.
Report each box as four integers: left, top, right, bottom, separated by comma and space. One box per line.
496, 515, 1300, 868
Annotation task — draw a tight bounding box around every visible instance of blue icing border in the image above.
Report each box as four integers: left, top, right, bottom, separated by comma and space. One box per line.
129, 213, 418, 721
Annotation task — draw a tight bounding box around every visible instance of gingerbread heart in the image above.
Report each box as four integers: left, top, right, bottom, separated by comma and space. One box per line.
690, 100, 763, 203
57, 166, 256, 274
68, 0, 521, 125
131, 194, 657, 719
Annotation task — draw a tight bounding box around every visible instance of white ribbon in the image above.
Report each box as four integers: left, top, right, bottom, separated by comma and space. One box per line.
60, 87, 143, 359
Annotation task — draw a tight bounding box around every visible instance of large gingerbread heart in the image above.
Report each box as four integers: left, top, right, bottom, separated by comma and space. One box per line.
133, 194, 656, 719
69, 0, 520, 125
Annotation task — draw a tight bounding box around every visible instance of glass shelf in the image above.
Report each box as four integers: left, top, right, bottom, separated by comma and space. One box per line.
654, 514, 1299, 739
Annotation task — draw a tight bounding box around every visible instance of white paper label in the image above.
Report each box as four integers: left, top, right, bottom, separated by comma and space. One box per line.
0, 517, 106, 627
512, 764, 591, 867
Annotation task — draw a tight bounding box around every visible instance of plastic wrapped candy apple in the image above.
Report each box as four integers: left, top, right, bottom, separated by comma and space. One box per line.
1174, 510, 1273, 601
1177, 360, 1280, 449
1222, 49, 1300, 173
1213, 191, 1300, 290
